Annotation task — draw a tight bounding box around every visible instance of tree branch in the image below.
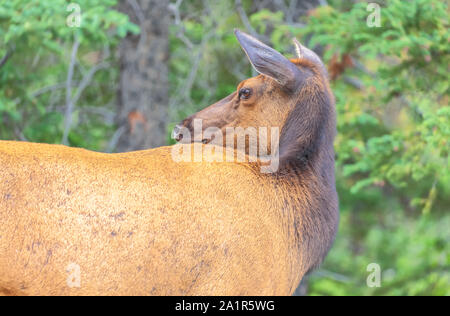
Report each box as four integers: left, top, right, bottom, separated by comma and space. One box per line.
314, 269, 351, 283
0, 49, 13, 69
169, 0, 194, 50
72, 61, 109, 107
62, 37, 80, 145
235, 0, 270, 43
106, 126, 126, 153
62, 38, 109, 145
343, 76, 365, 90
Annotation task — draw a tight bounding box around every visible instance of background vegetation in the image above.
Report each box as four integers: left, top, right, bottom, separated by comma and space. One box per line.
1, 0, 448, 295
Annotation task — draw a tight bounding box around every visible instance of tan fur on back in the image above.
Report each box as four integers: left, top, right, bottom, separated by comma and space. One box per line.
0, 141, 298, 295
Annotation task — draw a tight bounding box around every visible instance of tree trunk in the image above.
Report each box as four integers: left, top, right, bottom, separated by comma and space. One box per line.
116, 0, 169, 152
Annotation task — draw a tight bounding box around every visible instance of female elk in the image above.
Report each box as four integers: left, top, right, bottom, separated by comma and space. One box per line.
0, 30, 338, 295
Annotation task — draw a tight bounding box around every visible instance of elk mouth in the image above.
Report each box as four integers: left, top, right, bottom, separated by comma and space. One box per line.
172, 124, 216, 144
200, 134, 215, 145
172, 125, 184, 142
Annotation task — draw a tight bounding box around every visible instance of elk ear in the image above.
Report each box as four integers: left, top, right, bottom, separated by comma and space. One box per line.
235, 29, 302, 89
293, 38, 328, 78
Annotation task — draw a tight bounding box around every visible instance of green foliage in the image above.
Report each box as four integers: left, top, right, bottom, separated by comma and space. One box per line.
309, 212, 450, 296
0, 0, 138, 149
295, 0, 449, 295
297, 0, 449, 211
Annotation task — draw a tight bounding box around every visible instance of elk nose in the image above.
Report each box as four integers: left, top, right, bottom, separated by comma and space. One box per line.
172, 125, 184, 142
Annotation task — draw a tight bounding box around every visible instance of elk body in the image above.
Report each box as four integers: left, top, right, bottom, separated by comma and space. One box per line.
0, 30, 338, 296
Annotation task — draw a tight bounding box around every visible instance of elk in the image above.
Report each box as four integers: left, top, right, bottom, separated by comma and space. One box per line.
0, 30, 338, 296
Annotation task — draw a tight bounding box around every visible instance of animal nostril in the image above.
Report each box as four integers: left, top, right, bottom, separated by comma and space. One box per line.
172, 125, 184, 141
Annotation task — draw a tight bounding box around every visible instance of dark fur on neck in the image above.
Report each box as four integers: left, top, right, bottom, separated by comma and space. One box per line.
278, 59, 334, 172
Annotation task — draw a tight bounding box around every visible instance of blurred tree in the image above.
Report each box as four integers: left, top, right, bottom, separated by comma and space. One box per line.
0, 0, 138, 150
250, 0, 325, 24
116, 0, 169, 152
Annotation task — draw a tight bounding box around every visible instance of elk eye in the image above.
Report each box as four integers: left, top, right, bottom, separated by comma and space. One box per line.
239, 88, 252, 100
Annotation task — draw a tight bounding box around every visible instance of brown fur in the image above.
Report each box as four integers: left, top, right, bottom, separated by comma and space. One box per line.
180, 56, 338, 277
0, 49, 338, 296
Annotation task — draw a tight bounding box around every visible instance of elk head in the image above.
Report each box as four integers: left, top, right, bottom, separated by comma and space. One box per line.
173, 29, 333, 171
